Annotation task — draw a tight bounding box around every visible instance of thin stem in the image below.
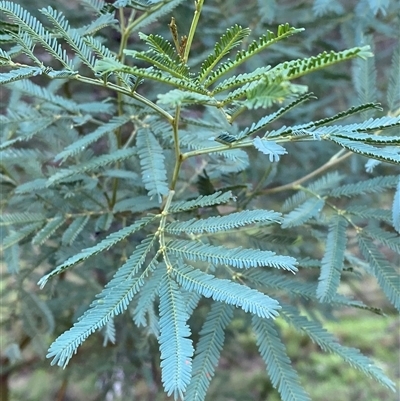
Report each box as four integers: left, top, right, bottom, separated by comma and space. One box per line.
262, 150, 352, 195
111, 9, 135, 208
183, 0, 205, 63
73, 75, 174, 123
170, 105, 183, 190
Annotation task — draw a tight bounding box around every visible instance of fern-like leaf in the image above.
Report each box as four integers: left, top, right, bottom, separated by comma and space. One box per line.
46, 235, 157, 368
0, 1, 73, 68
2, 222, 43, 250
167, 240, 298, 272
387, 40, 400, 112
205, 24, 303, 86
198, 25, 251, 82
158, 272, 194, 400
281, 304, 395, 391
0, 212, 46, 226
40, 7, 97, 70
253, 137, 288, 162
0, 65, 42, 84
46, 148, 136, 186
173, 263, 281, 319
169, 191, 234, 213
166, 209, 282, 234
252, 315, 311, 401
392, 179, 400, 233
38, 215, 155, 287
133, 264, 165, 327
61, 216, 90, 246
328, 175, 400, 198
282, 198, 325, 228
55, 116, 131, 162
317, 215, 348, 301
31, 215, 65, 246
364, 226, 400, 254
272, 46, 373, 81
186, 302, 234, 401
136, 128, 169, 202
358, 234, 400, 311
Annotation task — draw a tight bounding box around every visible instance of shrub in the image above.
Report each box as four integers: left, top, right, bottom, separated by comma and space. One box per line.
1, 1, 399, 400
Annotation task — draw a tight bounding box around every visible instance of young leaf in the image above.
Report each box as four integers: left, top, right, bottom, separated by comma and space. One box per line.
198, 24, 251, 82
253, 137, 288, 162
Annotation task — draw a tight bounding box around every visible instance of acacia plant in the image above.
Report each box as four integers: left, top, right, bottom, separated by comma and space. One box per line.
1, 0, 399, 400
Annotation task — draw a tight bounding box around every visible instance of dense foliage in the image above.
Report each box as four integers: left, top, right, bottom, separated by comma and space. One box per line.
1, 0, 399, 400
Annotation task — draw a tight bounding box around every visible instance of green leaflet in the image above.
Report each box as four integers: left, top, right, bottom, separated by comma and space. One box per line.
167, 239, 298, 272
40, 7, 97, 70
159, 271, 194, 400
169, 191, 235, 213
173, 263, 281, 319
198, 24, 251, 82
317, 215, 348, 301
204, 24, 304, 86
0, 65, 42, 84
329, 137, 400, 165
166, 209, 282, 234
61, 215, 90, 246
31, 215, 65, 245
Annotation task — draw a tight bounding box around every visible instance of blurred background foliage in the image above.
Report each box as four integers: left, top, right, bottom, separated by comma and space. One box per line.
1, 0, 399, 400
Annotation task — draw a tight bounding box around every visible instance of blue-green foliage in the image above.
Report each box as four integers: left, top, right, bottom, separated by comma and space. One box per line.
1, 0, 399, 400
